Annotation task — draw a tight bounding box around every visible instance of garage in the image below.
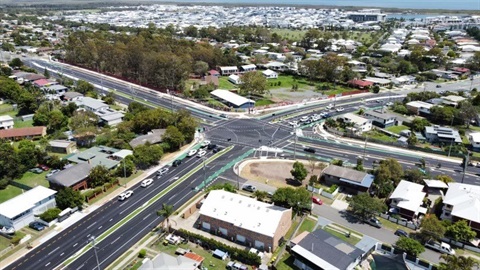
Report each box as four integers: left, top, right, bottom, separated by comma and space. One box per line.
255, 240, 265, 249
236, 234, 246, 243
202, 222, 211, 230
219, 227, 228, 236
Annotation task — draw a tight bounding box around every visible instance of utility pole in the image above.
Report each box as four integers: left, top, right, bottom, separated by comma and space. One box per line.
363, 136, 368, 161
462, 152, 469, 183
202, 156, 206, 191
89, 236, 101, 270
293, 126, 297, 160
447, 116, 455, 157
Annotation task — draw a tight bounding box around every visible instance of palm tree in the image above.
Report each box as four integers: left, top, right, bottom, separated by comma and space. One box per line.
438, 254, 479, 270
156, 203, 175, 232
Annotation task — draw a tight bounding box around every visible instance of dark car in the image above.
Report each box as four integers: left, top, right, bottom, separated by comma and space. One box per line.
213, 147, 222, 153
207, 144, 217, 150
394, 229, 409, 237
304, 147, 316, 153
436, 84, 442, 88
29, 222, 45, 231
172, 159, 182, 167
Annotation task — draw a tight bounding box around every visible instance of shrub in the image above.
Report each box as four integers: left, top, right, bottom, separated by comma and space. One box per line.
10, 235, 23, 245
326, 185, 338, 194
94, 187, 103, 194
0, 178, 9, 189
39, 208, 62, 222
138, 249, 147, 258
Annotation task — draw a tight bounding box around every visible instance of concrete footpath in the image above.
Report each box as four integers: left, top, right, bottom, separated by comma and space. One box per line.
0, 137, 202, 270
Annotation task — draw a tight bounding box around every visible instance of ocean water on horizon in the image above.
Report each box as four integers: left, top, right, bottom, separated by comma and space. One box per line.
161, 0, 480, 11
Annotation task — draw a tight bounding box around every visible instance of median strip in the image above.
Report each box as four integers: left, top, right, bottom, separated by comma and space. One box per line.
62, 146, 233, 267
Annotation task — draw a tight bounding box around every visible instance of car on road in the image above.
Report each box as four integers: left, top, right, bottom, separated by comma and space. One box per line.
304, 147, 316, 153
118, 190, 133, 201
187, 149, 198, 157
386, 102, 393, 106
436, 84, 442, 88
213, 147, 223, 153
172, 159, 182, 167
336, 107, 344, 112
141, 178, 153, 187
366, 217, 382, 228
326, 104, 333, 109
242, 185, 256, 192
394, 229, 408, 237
46, 169, 60, 178
207, 144, 217, 150
157, 167, 169, 176
312, 197, 323, 205
197, 150, 207, 158
300, 116, 309, 122
29, 222, 45, 231
201, 140, 211, 148
219, 113, 228, 118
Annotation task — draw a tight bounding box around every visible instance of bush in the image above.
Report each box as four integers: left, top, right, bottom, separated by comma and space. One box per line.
39, 208, 62, 222
0, 178, 9, 189
138, 249, 147, 258
326, 185, 338, 194
176, 229, 261, 265
94, 186, 104, 194
10, 235, 23, 245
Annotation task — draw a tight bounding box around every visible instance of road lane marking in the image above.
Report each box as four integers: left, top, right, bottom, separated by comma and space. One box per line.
73, 243, 78, 247
45, 262, 51, 267
60, 252, 64, 256
98, 226, 103, 230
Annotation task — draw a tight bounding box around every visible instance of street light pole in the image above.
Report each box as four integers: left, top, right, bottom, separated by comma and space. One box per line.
462, 152, 469, 183
363, 136, 368, 161
202, 156, 206, 191
293, 126, 297, 160
89, 236, 101, 270
447, 116, 455, 157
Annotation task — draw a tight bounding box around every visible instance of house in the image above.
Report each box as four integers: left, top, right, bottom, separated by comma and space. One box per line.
441, 95, 466, 107
201, 75, 219, 88
227, 74, 241, 85
322, 165, 374, 193
139, 252, 201, 270
406, 101, 434, 115
47, 163, 92, 191
364, 77, 391, 87
290, 229, 364, 270
0, 126, 46, 140
469, 132, 480, 151
198, 190, 292, 251
392, 75, 416, 86
219, 66, 238, 76
95, 108, 124, 126
48, 140, 77, 154
451, 67, 470, 76
363, 110, 397, 128
0, 115, 14, 129
74, 97, 123, 126
339, 113, 372, 133
129, 129, 166, 148
0, 186, 57, 230
67, 146, 122, 169
23, 73, 45, 83
389, 180, 427, 220
263, 61, 288, 71
424, 125, 462, 144
62, 91, 83, 102
42, 84, 68, 95
33, 78, 57, 88
208, 70, 220, 77
431, 69, 458, 80
74, 97, 109, 113
348, 79, 373, 89
240, 64, 256, 73
347, 60, 367, 73
262, 69, 278, 79
210, 89, 255, 109
441, 183, 480, 233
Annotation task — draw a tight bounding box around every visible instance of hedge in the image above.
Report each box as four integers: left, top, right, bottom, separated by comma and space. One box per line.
175, 229, 261, 265
39, 207, 62, 222
326, 184, 338, 194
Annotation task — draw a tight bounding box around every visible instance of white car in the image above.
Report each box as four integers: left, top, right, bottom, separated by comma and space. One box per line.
326, 104, 333, 109
197, 150, 207, 158
201, 140, 211, 148
118, 190, 133, 201
141, 178, 153, 187
386, 102, 393, 106
187, 149, 198, 157
336, 107, 344, 112
300, 116, 309, 122
157, 167, 169, 176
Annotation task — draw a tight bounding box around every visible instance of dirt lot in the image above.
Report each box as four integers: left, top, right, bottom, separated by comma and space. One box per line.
240, 160, 327, 188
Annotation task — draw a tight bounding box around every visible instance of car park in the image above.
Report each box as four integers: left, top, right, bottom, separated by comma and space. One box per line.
312, 197, 323, 205
46, 169, 60, 178
141, 178, 153, 187
29, 222, 45, 231
157, 167, 169, 175
394, 229, 408, 237
304, 147, 316, 153
366, 217, 382, 228
187, 149, 198, 157
242, 184, 256, 192
172, 159, 182, 167
118, 190, 133, 201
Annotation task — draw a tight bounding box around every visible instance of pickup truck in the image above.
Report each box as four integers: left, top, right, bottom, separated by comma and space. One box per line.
425, 240, 455, 255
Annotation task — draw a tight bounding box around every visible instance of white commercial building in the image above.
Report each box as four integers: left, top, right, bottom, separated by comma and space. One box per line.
0, 186, 57, 230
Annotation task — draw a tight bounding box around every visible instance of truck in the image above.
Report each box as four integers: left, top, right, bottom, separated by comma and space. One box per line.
425, 240, 455, 255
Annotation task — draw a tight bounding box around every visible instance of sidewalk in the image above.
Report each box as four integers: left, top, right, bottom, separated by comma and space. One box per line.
0, 136, 202, 270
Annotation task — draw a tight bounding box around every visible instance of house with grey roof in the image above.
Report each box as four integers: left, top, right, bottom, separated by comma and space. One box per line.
67, 146, 121, 169
42, 84, 68, 95
139, 252, 199, 270
62, 91, 83, 102
322, 165, 374, 193
363, 109, 398, 128
48, 139, 77, 154
47, 163, 92, 191
74, 97, 109, 112
424, 125, 462, 144
129, 129, 166, 148
290, 229, 364, 270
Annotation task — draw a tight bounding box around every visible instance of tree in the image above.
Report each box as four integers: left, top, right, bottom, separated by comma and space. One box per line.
253, 190, 269, 202
411, 118, 430, 132
88, 165, 114, 188
102, 91, 116, 105
438, 254, 479, 270
9, 58, 23, 68
55, 188, 84, 210
272, 187, 311, 214
70, 110, 99, 131
446, 220, 477, 243
133, 144, 163, 169
404, 170, 425, 184
472, 93, 480, 106
395, 237, 425, 256
348, 193, 387, 219
17, 140, 41, 170
39, 208, 61, 222
76, 80, 95, 95
355, 158, 364, 171
458, 101, 477, 128
157, 203, 175, 232
372, 85, 380, 93
239, 71, 268, 96
115, 156, 135, 178
436, 174, 454, 184
290, 161, 308, 182
43, 67, 50, 79
162, 126, 185, 151
407, 132, 418, 146
193, 61, 209, 76
374, 158, 403, 197
419, 214, 446, 242
430, 106, 456, 125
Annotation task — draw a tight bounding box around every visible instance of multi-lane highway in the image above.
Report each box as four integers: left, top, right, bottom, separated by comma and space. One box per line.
5, 56, 478, 270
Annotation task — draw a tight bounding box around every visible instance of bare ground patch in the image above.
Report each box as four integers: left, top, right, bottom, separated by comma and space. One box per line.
240, 160, 327, 188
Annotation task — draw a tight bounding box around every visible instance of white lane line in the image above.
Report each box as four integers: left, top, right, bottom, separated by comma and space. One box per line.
111, 237, 121, 245
98, 226, 103, 230
48, 247, 60, 255
86, 222, 97, 230
143, 213, 152, 220
73, 243, 78, 247
45, 262, 51, 267
60, 252, 64, 256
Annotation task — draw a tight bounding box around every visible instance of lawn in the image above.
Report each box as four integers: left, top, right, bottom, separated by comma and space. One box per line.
285, 219, 300, 240
218, 77, 237, 90
296, 218, 317, 236
13, 119, 33, 128
154, 241, 229, 269
364, 130, 398, 143
386, 125, 409, 134
0, 185, 23, 204
276, 254, 297, 270
255, 98, 275, 107
0, 235, 11, 251
324, 227, 361, 246
270, 29, 308, 41
15, 171, 49, 189
268, 75, 312, 91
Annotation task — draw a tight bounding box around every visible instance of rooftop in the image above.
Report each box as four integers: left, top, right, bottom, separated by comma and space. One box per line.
364, 110, 396, 120
74, 97, 108, 111
323, 165, 373, 188
129, 129, 166, 148
67, 146, 121, 169
139, 252, 199, 270
443, 183, 480, 223
389, 180, 427, 213
49, 140, 75, 148
0, 186, 57, 219
0, 126, 46, 139
48, 163, 92, 187
199, 190, 291, 237
0, 115, 14, 122
210, 89, 254, 108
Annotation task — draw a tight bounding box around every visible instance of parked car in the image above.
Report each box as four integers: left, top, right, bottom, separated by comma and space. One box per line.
304, 147, 316, 153
425, 240, 455, 255
172, 159, 182, 167
118, 190, 133, 201
312, 197, 323, 205
187, 149, 198, 157
207, 144, 217, 150
394, 229, 408, 237
29, 222, 45, 231
157, 167, 169, 176
30, 167, 43, 174
242, 185, 256, 192
46, 169, 60, 178
366, 217, 382, 228
38, 164, 50, 171
0, 226, 15, 235
436, 84, 442, 88
141, 178, 153, 187
219, 113, 228, 118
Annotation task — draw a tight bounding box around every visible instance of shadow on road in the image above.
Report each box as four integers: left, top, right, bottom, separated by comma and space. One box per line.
339, 210, 363, 224
285, 178, 303, 187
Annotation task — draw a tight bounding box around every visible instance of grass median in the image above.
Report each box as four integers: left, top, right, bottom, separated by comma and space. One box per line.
63, 146, 234, 266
